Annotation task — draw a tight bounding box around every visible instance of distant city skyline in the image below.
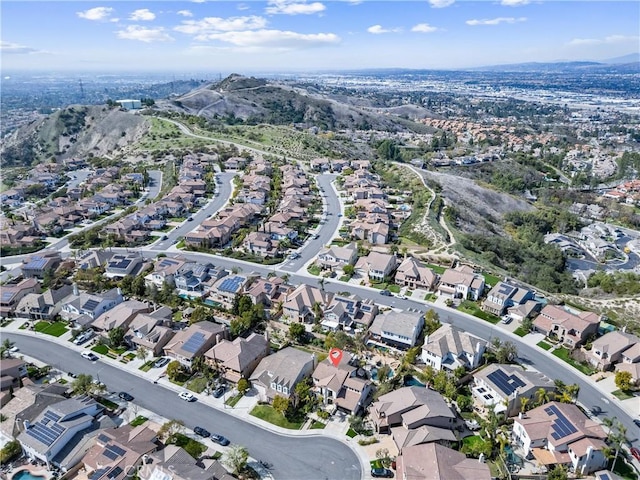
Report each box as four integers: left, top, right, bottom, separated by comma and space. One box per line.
1, 1, 638, 72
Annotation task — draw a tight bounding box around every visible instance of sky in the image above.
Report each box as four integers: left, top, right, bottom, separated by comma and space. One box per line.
1, 0, 638, 73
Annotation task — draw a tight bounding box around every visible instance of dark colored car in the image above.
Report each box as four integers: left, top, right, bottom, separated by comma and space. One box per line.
212, 386, 225, 398
379, 290, 392, 296
194, 426, 210, 438
631, 447, 640, 462
211, 434, 230, 446
633, 419, 640, 428
371, 468, 394, 478
118, 392, 134, 401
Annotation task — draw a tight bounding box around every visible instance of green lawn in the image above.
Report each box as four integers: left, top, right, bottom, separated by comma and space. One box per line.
186, 376, 208, 393
169, 433, 207, 459
458, 301, 500, 324
130, 416, 148, 427
34, 321, 69, 337
552, 347, 595, 375
370, 460, 383, 469
612, 389, 634, 401
96, 397, 119, 410
387, 284, 401, 293
250, 405, 303, 430
310, 421, 326, 429
424, 293, 437, 302
425, 263, 447, 274
139, 361, 153, 372
513, 327, 529, 337
92, 344, 109, 354
346, 428, 358, 438
225, 393, 243, 407
462, 435, 485, 449
484, 273, 501, 287
307, 265, 321, 276
537, 341, 552, 351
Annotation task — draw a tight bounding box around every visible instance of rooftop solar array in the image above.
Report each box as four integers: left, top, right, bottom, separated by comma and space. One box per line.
219, 276, 245, 293
183, 332, 206, 353
158, 258, 179, 268
545, 405, 577, 440
90, 467, 110, 480
98, 433, 111, 444
83, 299, 100, 311
1, 291, 15, 303
103, 444, 127, 461
26, 411, 66, 446
109, 257, 132, 270
25, 257, 47, 270
487, 369, 526, 396
107, 467, 123, 479
497, 283, 515, 296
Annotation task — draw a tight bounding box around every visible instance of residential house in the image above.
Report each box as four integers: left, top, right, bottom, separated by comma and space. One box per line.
281, 284, 330, 324
76, 250, 112, 271
164, 321, 228, 367
395, 257, 438, 291
174, 262, 226, 298
209, 275, 249, 310
472, 363, 555, 416
321, 294, 378, 332
60, 286, 124, 325
533, 305, 600, 348
17, 396, 103, 469
125, 308, 175, 357
370, 386, 456, 442
0, 278, 41, 317
421, 324, 487, 372
0, 358, 28, 391
80, 425, 157, 480
395, 443, 491, 480
513, 402, 608, 475
243, 276, 290, 310
250, 347, 316, 402
21, 251, 62, 279
91, 300, 149, 334
368, 310, 424, 350
204, 333, 270, 383
243, 232, 278, 257
355, 252, 397, 283
104, 252, 143, 278
482, 281, 534, 317
139, 445, 233, 480
144, 257, 185, 289
507, 300, 542, 323
437, 265, 485, 300
588, 331, 640, 371
311, 352, 372, 415
316, 243, 358, 271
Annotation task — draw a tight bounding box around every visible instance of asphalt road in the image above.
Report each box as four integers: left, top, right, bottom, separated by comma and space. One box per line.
5, 333, 362, 480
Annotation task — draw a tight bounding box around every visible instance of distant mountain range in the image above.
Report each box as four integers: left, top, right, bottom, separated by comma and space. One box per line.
472, 53, 639, 72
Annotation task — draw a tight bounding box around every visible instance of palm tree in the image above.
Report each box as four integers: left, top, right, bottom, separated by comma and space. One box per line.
535, 387, 550, 406
1, 338, 15, 358
136, 346, 149, 362
520, 397, 529, 414
603, 417, 627, 473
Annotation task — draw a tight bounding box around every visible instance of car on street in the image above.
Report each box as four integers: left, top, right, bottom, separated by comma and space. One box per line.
73, 330, 94, 345
633, 419, 640, 428
210, 434, 230, 446
81, 351, 99, 361
154, 357, 170, 369
9, 346, 19, 353
501, 315, 513, 324
212, 386, 225, 398
630, 447, 640, 462
194, 426, 210, 438
161, 235, 168, 241
313, 234, 320, 239
179, 391, 195, 402
379, 290, 392, 296
371, 467, 394, 478
187, 216, 193, 221
118, 392, 134, 402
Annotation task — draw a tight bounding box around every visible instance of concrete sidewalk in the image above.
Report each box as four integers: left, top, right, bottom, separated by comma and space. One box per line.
1, 318, 372, 478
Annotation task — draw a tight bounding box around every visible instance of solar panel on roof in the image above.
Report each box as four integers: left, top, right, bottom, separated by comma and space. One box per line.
98, 433, 111, 444
545, 404, 578, 440
182, 332, 206, 353
219, 276, 244, 293
90, 467, 110, 480
44, 411, 61, 422
497, 283, 515, 296
26, 258, 47, 270
487, 369, 526, 396
1, 291, 15, 302
107, 467, 123, 479
103, 449, 119, 461
83, 299, 100, 311
110, 445, 126, 456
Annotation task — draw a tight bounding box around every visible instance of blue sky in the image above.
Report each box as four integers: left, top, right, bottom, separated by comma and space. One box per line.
1, 1, 638, 72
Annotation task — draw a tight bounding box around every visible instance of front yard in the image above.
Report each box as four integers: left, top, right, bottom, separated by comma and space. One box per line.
250, 405, 304, 430
457, 301, 500, 324
34, 321, 68, 337
552, 347, 595, 375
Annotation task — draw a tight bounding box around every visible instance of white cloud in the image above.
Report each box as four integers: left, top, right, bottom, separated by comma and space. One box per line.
201, 29, 340, 49
116, 25, 174, 42
191, 0, 206, 3
568, 34, 639, 46
265, 0, 326, 15
501, 0, 530, 5
129, 9, 156, 21
466, 16, 526, 26
428, 0, 454, 8
177, 10, 193, 17
367, 25, 401, 34
0, 41, 47, 54
175, 15, 267, 38
77, 7, 114, 21
237, 4, 251, 10
411, 23, 438, 33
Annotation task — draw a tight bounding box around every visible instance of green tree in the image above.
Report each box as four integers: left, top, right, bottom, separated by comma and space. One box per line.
166, 360, 184, 381
495, 340, 518, 364
237, 378, 250, 395
223, 445, 249, 475
343, 265, 355, 276
157, 419, 185, 441
72, 374, 97, 395
603, 417, 628, 473
423, 309, 441, 335
547, 465, 568, 480
0, 440, 21, 465
272, 395, 289, 416
614, 370, 633, 391
131, 275, 146, 297
136, 346, 149, 362
375, 448, 392, 468
108, 327, 125, 348
0, 338, 15, 358
119, 275, 134, 296
535, 387, 550, 406
189, 305, 214, 325
288, 323, 306, 343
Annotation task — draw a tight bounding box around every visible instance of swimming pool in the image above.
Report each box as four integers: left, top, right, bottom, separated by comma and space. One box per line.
11, 470, 47, 480
404, 376, 426, 387
370, 367, 394, 381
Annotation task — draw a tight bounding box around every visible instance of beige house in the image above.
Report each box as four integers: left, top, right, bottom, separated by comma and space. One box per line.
316, 243, 358, 271
421, 324, 486, 372
281, 284, 330, 324
437, 265, 485, 301
533, 305, 600, 348
164, 321, 228, 367
138, 445, 233, 480
396, 443, 491, 480
588, 330, 640, 371
355, 251, 397, 282
394, 257, 438, 290
250, 347, 316, 402
91, 300, 149, 334
204, 333, 269, 383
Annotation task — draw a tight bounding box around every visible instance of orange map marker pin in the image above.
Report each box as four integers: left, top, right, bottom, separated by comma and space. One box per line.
329, 348, 343, 367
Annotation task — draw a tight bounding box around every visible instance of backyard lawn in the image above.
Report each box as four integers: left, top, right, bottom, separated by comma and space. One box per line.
34, 321, 68, 337
250, 405, 303, 430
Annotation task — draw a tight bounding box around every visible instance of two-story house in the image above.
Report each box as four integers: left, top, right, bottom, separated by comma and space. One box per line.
281, 284, 330, 324
394, 257, 438, 291
250, 347, 316, 402
316, 243, 358, 271
421, 324, 486, 372
0, 278, 41, 317
204, 333, 270, 384
164, 321, 228, 368
356, 252, 397, 283
368, 310, 424, 350
588, 330, 640, 371
60, 286, 124, 325
482, 281, 534, 317
437, 265, 485, 301
533, 305, 600, 348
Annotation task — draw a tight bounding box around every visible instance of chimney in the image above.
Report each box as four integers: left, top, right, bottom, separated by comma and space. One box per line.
23, 420, 31, 430
216, 334, 221, 344
143, 454, 150, 464
117, 287, 122, 296
73, 283, 79, 296
311, 353, 317, 369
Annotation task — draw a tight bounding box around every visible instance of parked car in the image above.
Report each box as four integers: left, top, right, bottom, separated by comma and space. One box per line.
161, 235, 168, 241
630, 447, 640, 462
154, 357, 170, 368
81, 351, 99, 361
187, 216, 193, 221
179, 391, 195, 402
501, 315, 513, 324
313, 234, 320, 239
379, 290, 392, 297
371, 468, 394, 478
118, 392, 134, 402
212, 386, 225, 398
633, 419, 640, 428
194, 426, 210, 438
210, 434, 230, 446
73, 330, 94, 345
